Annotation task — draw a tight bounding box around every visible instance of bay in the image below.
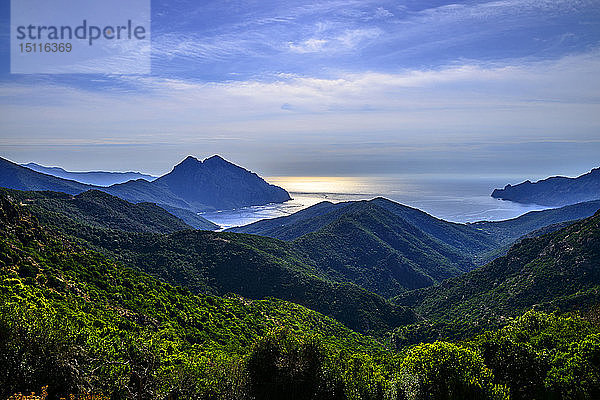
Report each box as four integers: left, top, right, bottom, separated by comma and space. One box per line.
199, 174, 549, 229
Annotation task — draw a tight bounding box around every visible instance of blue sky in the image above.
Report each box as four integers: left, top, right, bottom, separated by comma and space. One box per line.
0, 0, 599, 177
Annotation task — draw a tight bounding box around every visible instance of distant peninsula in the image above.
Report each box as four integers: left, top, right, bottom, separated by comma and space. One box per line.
491, 167, 600, 206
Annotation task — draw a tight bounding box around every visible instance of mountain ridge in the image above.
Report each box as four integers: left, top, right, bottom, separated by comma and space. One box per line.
1, 155, 291, 213
391, 209, 600, 344
151, 155, 291, 211
491, 167, 600, 206
22, 162, 157, 186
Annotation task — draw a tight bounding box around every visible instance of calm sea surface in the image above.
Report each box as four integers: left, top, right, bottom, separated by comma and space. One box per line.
199, 175, 550, 229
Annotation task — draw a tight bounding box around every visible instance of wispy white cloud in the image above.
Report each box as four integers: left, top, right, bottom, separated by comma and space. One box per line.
289, 38, 328, 53
374, 7, 394, 19
1, 50, 598, 142
336, 28, 382, 49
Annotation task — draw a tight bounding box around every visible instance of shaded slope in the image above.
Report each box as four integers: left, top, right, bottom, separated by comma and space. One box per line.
492, 167, 600, 206
473, 199, 600, 246
5, 188, 412, 334
232, 197, 600, 264
1, 188, 218, 233
370, 197, 498, 259
151, 155, 291, 210
230, 198, 496, 256
227, 201, 350, 240
0, 156, 93, 195
394, 210, 600, 324
293, 201, 476, 297
76, 227, 415, 333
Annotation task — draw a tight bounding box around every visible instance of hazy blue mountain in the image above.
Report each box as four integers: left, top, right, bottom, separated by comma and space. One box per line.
104, 155, 291, 212
1, 155, 290, 213
472, 199, 600, 246
0, 156, 93, 194
491, 167, 600, 206
151, 155, 291, 210
102, 177, 194, 210
22, 162, 157, 186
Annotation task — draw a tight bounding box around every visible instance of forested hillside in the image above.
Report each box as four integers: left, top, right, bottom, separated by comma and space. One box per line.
2, 191, 599, 400
393, 210, 600, 346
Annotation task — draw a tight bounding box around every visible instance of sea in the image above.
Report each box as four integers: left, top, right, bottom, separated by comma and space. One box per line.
199, 174, 550, 230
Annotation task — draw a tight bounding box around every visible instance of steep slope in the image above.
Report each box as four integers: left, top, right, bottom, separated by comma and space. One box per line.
394, 210, 600, 325
22, 162, 156, 186
0, 193, 385, 397
370, 197, 498, 259
1, 188, 218, 232
492, 167, 600, 206
0, 156, 93, 194
102, 177, 193, 209
152, 155, 291, 210
6, 188, 413, 334
473, 199, 600, 246
227, 201, 349, 239
230, 197, 497, 257
74, 226, 415, 333
232, 197, 600, 263
293, 202, 478, 297
158, 203, 221, 230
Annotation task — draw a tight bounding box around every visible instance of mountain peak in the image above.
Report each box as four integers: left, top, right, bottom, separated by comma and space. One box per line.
153, 155, 291, 210
203, 154, 232, 166
205, 154, 225, 162
180, 155, 200, 164
174, 155, 232, 169
171, 156, 201, 172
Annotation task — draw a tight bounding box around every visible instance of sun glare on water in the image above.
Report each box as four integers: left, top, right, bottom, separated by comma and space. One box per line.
266, 176, 371, 194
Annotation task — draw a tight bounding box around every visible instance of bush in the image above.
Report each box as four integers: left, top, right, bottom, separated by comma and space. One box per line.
245, 329, 345, 400
397, 342, 508, 400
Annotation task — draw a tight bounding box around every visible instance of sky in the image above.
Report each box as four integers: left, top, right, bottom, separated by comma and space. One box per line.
0, 0, 599, 178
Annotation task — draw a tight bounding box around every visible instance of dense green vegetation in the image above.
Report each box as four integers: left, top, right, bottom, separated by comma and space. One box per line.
0, 188, 217, 233
293, 201, 474, 297
1, 191, 600, 399
1, 190, 413, 334
230, 199, 499, 297
231, 197, 600, 292
393, 210, 600, 346
230, 197, 499, 258
0, 193, 386, 398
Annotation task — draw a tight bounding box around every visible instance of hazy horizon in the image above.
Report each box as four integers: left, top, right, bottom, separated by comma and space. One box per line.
5, 154, 598, 187
1, 1, 599, 177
